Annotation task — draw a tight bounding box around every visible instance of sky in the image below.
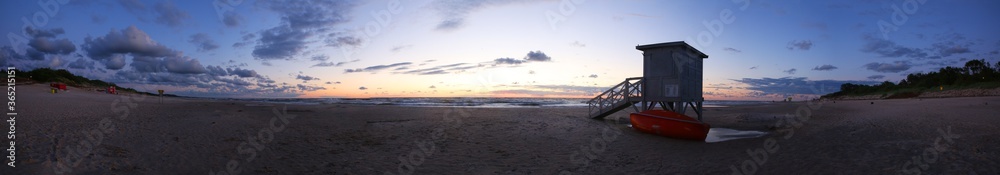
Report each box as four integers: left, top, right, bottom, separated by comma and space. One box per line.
1, 0, 998, 100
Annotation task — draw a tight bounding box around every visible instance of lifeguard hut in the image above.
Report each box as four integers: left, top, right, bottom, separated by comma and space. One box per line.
588, 41, 708, 120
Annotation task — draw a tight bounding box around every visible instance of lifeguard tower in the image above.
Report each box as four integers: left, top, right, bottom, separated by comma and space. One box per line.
588, 41, 708, 120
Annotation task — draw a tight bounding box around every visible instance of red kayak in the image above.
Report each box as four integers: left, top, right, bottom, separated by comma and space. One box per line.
630, 110, 710, 141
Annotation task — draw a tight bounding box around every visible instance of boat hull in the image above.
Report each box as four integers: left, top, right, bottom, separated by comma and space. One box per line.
629, 110, 710, 141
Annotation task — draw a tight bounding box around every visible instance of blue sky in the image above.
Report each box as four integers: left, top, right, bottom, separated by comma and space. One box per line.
1, 0, 998, 100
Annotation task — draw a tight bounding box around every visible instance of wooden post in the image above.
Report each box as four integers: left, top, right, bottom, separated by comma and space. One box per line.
158, 90, 164, 103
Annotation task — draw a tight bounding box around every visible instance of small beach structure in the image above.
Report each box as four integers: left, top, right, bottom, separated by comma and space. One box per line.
588, 41, 710, 140
588, 41, 708, 120
50, 83, 67, 91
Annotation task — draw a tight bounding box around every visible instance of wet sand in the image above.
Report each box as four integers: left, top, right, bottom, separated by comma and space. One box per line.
7, 83, 1000, 174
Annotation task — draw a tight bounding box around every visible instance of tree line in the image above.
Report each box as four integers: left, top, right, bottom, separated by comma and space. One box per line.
823, 59, 1000, 98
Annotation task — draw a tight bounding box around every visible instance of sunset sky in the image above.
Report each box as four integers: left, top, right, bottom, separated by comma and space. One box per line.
2, 0, 999, 100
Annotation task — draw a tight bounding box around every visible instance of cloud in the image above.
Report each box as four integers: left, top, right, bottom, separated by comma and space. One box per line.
493, 51, 552, 65
860, 34, 927, 58
252, 25, 312, 60
493, 57, 525, 65
749, 66, 758, 69
420, 70, 449, 75
227, 68, 258, 78
153, 1, 190, 27
296, 74, 320, 82
222, 12, 242, 27
867, 75, 885, 80
128, 55, 208, 74
787, 40, 813, 50
812, 64, 838, 71
252, 0, 358, 60
570, 41, 586, 47
25, 27, 76, 55
732, 77, 878, 95
359, 86, 367, 90
429, 85, 436, 89
723, 47, 742, 53
864, 61, 912, 73
118, 0, 147, 15
783, 68, 797, 74
588, 74, 598, 78
67, 58, 96, 69
312, 59, 358, 67
310, 55, 329, 61
431, 0, 541, 31
391, 45, 412, 52
82, 26, 178, 69
296, 84, 326, 91
188, 33, 220, 52
335, 81, 341, 84
524, 51, 551, 61
344, 62, 412, 73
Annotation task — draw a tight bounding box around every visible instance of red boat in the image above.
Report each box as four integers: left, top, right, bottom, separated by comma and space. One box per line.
630, 110, 710, 141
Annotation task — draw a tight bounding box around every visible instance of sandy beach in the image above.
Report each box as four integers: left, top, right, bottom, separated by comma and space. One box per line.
7, 83, 999, 174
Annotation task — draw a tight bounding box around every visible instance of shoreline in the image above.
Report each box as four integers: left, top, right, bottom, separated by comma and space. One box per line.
7, 83, 999, 174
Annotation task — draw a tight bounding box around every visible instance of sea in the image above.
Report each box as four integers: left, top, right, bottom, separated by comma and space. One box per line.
218, 97, 772, 108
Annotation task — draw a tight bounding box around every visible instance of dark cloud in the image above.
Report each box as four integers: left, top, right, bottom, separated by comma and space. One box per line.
524, 51, 551, 61
222, 12, 242, 27
359, 86, 367, 90
787, 40, 813, 50
749, 66, 758, 69
812, 65, 838, 71
344, 62, 412, 73
783, 68, 797, 74
296, 74, 319, 82
67, 58, 96, 69
227, 68, 258, 78
252, 0, 358, 60
860, 34, 927, 58
25, 27, 76, 55
723, 47, 742, 53
867, 75, 885, 80
420, 70, 448, 75
130, 55, 208, 74
864, 61, 912, 73
188, 33, 220, 52
429, 85, 436, 89
117, 0, 147, 15
83, 26, 178, 69
297, 84, 326, 91
929, 33, 972, 57
493, 57, 525, 65
310, 55, 329, 61
252, 25, 311, 60
588, 74, 598, 78
153, 1, 190, 27
732, 77, 877, 95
